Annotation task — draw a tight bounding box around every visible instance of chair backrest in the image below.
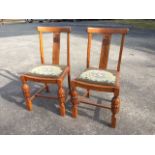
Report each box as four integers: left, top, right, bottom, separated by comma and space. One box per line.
86, 27, 129, 72
37, 26, 71, 66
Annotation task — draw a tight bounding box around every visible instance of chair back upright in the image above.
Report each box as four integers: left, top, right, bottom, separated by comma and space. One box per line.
86, 27, 129, 72
37, 27, 71, 67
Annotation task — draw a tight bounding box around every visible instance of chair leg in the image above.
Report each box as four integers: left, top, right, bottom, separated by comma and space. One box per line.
68, 71, 71, 95
71, 83, 78, 118
21, 76, 32, 111
111, 91, 120, 128
86, 89, 90, 98
58, 81, 66, 116
45, 83, 50, 92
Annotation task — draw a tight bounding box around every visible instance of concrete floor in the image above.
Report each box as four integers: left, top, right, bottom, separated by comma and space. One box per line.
0, 21, 155, 134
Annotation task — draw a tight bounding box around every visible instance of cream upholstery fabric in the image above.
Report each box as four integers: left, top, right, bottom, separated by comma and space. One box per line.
28, 65, 63, 77
78, 69, 116, 85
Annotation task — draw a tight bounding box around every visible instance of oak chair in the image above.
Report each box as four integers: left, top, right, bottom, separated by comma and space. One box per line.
71, 27, 129, 128
20, 26, 71, 116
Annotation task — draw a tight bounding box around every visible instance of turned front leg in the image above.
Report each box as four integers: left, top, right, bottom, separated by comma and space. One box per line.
111, 89, 120, 128
21, 76, 32, 111
71, 84, 78, 118
58, 81, 66, 116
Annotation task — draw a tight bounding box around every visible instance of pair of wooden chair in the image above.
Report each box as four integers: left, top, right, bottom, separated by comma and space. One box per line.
20, 26, 128, 128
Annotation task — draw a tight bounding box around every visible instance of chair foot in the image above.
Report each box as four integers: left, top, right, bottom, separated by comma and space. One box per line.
45, 83, 50, 92
111, 114, 116, 128
58, 83, 66, 116
71, 86, 78, 118
72, 106, 78, 118
26, 100, 32, 111
22, 82, 32, 111
86, 89, 90, 98
111, 96, 120, 128
60, 103, 65, 116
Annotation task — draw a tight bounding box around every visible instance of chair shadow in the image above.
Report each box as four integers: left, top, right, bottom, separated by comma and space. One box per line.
77, 98, 112, 127
0, 69, 111, 127
0, 69, 25, 109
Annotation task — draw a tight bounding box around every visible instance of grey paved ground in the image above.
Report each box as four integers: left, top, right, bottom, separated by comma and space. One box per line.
0, 21, 155, 134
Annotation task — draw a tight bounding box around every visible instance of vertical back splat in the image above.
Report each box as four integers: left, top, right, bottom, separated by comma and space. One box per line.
52, 33, 60, 64
99, 34, 111, 69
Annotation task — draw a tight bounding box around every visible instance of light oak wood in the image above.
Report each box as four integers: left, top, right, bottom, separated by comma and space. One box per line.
21, 76, 32, 111
52, 33, 60, 64
87, 33, 92, 68
117, 34, 126, 72
58, 80, 66, 116
99, 34, 111, 69
71, 83, 78, 118
20, 26, 71, 116
87, 27, 128, 34
71, 27, 129, 128
39, 32, 44, 64
37, 27, 71, 33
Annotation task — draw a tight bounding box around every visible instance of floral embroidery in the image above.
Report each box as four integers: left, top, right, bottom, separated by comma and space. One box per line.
29, 65, 63, 76
79, 69, 116, 84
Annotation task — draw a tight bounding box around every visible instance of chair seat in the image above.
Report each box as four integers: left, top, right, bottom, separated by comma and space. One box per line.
26, 64, 67, 78
76, 69, 116, 86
